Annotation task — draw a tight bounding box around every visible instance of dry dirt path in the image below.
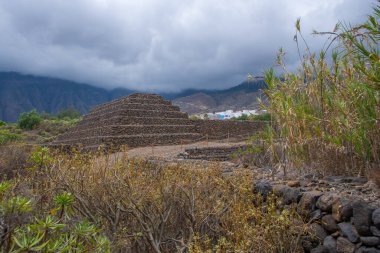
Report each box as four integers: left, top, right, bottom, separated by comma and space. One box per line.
125, 140, 247, 160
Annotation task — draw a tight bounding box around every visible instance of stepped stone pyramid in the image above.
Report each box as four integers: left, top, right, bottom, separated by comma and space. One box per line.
52, 93, 202, 150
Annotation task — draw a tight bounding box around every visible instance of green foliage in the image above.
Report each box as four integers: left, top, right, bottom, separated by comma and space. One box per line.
251, 112, 271, 121
0, 120, 6, 126
12, 227, 48, 253
189, 115, 200, 120
1, 196, 33, 214
0, 179, 110, 253
10, 215, 109, 253
29, 146, 52, 170
0, 181, 12, 196
39, 112, 55, 120
57, 108, 81, 120
54, 191, 74, 219
0, 129, 22, 145
233, 113, 271, 121
262, 5, 379, 174
234, 113, 249, 121
17, 109, 42, 130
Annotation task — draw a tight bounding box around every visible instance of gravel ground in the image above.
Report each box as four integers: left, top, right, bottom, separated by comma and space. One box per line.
125, 139, 247, 159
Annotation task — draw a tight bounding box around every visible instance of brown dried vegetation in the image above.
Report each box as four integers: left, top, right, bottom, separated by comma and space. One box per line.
0, 144, 33, 179
261, 5, 380, 179
23, 149, 305, 252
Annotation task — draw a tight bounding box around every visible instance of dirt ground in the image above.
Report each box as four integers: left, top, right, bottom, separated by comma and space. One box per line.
125, 139, 247, 159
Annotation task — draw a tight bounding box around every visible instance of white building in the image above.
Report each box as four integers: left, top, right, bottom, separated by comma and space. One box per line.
204, 109, 258, 120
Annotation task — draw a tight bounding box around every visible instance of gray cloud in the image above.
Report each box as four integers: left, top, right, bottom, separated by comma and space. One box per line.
0, 0, 375, 91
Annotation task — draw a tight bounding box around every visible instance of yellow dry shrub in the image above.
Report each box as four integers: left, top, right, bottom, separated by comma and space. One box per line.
29, 150, 306, 253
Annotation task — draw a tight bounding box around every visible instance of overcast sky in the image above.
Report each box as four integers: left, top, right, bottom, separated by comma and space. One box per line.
0, 0, 375, 91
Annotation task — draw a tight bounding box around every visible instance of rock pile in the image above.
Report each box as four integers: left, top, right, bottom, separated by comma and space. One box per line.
52, 93, 201, 150
253, 177, 380, 253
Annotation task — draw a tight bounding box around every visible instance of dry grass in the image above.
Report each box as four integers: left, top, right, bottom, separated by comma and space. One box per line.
19, 149, 306, 253
261, 5, 379, 178
370, 169, 380, 188
0, 144, 34, 179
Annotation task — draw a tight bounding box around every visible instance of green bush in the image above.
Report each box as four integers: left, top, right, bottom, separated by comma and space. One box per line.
189, 115, 200, 120
234, 114, 249, 121
233, 113, 270, 121
17, 110, 42, 130
0, 180, 110, 252
251, 113, 271, 121
40, 112, 55, 120
57, 108, 81, 120
0, 120, 6, 127
0, 129, 22, 145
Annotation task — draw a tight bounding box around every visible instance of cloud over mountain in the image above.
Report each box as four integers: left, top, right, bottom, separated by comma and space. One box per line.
0, 0, 374, 91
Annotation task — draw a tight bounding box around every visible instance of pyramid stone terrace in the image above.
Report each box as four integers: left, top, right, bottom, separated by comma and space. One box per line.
52, 93, 202, 150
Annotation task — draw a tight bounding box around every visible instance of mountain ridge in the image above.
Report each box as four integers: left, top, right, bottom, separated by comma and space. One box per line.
0, 71, 265, 122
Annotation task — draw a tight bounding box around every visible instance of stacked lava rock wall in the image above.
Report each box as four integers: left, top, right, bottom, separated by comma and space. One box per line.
52, 93, 266, 151
191, 119, 266, 140
52, 93, 201, 150
254, 179, 380, 253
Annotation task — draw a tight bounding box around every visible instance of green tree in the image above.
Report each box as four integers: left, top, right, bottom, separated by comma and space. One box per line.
17, 110, 42, 130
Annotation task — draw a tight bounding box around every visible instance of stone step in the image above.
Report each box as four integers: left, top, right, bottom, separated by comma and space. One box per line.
74, 116, 195, 129
55, 125, 198, 140
179, 145, 248, 161
127, 93, 164, 100
87, 103, 180, 117
91, 96, 170, 112
55, 133, 202, 148
179, 154, 231, 161
184, 146, 246, 155
82, 109, 188, 122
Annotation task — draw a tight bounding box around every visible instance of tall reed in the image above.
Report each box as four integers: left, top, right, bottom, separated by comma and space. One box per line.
262, 4, 379, 177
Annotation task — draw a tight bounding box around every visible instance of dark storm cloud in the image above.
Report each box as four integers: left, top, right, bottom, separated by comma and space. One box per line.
0, 0, 375, 91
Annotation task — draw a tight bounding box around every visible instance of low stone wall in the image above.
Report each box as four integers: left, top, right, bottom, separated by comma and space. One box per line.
191, 120, 267, 139
82, 109, 188, 122
55, 119, 267, 150
87, 103, 180, 117
91, 94, 168, 111
179, 145, 247, 161
253, 179, 380, 253
74, 117, 193, 129
56, 125, 197, 141
54, 133, 202, 150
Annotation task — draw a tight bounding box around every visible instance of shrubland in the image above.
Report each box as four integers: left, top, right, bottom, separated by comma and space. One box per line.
0, 147, 306, 252
0, 177, 110, 252
0, 110, 81, 180
259, 5, 379, 178
0, 4, 378, 253
0, 109, 81, 146
233, 112, 271, 122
